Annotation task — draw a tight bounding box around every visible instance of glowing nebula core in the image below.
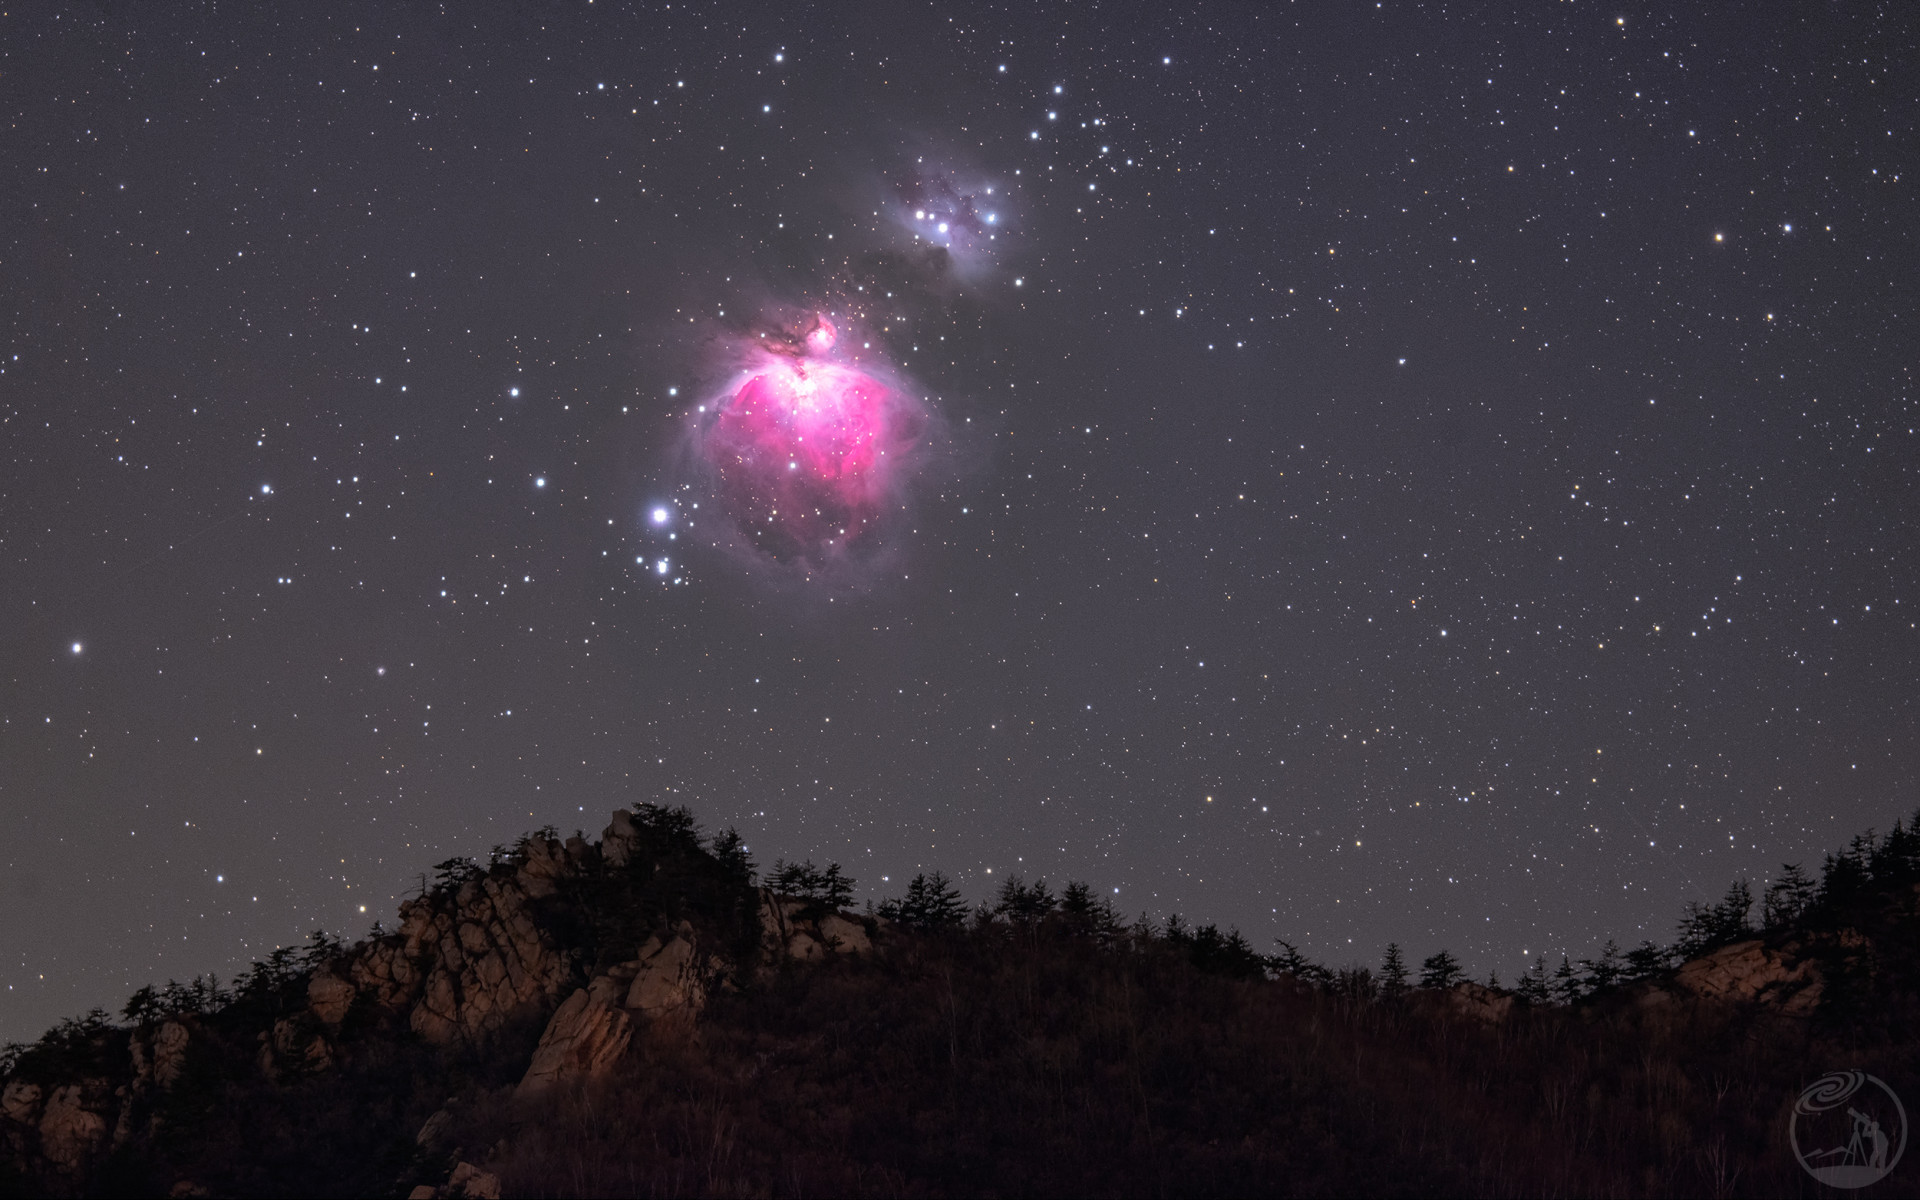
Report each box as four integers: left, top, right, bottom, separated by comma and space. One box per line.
701, 329, 926, 568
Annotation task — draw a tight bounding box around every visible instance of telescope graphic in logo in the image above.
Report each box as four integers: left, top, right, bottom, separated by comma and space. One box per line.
1791, 1071, 1907, 1189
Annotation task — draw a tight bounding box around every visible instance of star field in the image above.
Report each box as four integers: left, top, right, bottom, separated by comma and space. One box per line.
2, 1, 1916, 1041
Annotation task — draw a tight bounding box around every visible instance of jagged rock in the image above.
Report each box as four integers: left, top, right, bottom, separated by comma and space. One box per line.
757, 890, 807, 957
602, 809, 639, 867
756, 889, 872, 964
1446, 981, 1515, 1024
2, 1079, 42, 1125
818, 913, 872, 954
153, 1018, 191, 1086
415, 1107, 454, 1148
259, 1017, 333, 1080
308, 970, 357, 1025
516, 987, 632, 1097
448, 1161, 503, 1199
408, 1160, 502, 1200
129, 1018, 192, 1091
39, 1083, 108, 1173
625, 930, 705, 1020
337, 850, 575, 1046
515, 835, 568, 899
1670, 939, 1823, 1014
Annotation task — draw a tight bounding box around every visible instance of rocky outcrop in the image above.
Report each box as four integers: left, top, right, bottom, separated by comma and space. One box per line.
307, 971, 356, 1026
758, 890, 875, 967
2, 1080, 43, 1126
625, 928, 708, 1020
818, 913, 873, 954
306, 824, 872, 1057
324, 836, 577, 1047
601, 809, 642, 867
127, 1018, 194, 1091
1, 809, 884, 1190
515, 987, 633, 1097
407, 1160, 502, 1199
38, 1083, 108, 1174
514, 920, 727, 1095
1446, 981, 1515, 1024
1667, 939, 1823, 1014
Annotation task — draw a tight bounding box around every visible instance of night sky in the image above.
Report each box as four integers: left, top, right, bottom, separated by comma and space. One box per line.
5, 1, 1916, 1043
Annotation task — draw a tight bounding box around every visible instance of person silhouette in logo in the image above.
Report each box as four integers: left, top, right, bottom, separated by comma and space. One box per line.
1847, 1107, 1890, 1170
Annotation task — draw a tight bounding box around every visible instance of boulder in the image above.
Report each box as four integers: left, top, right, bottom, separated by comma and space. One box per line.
151, 1019, 191, 1087
446, 1161, 502, 1199
602, 809, 639, 867
1445, 981, 1515, 1024
260, 1017, 333, 1079
1671, 939, 1823, 1014
415, 1107, 455, 1149
39, 1083, 107, 1173
757, 890, 810, 958
372, 860, 573, 1046
409, 1160, 502, 1199
1, 1079, 42, 1125
516, 987, 632, 1097
818, 913, 872, 954
308, 971, 357, 1026
624, 931, 707, 1020
756, 889, 872, 962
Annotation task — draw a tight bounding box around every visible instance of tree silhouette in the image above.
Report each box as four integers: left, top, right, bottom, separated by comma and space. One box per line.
1762, 863, 1815, 929
1550, 955, 1582, 1005
1516, 956, 1551, 1004
878, 871, 968, 929
1380, 943, 1411, 999
1579, 940, 1625, 992
769, 859, 854, 908
1418, 949, 1465, 990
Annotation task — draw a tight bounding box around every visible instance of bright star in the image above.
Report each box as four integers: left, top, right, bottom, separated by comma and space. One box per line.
651, 506, 670, 524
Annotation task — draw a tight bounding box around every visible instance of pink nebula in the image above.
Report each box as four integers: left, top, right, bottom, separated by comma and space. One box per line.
704, 349, 923, 566
803, 314, 837, 353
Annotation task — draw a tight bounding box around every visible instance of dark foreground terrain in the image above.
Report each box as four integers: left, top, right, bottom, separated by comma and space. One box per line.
4, 805, 1918, 1198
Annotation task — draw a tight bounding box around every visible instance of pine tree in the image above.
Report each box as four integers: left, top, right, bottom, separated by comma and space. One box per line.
1418, 948, 1465, 990
1270, 940, 1332, 986
1762, 863, 1815, 929
1550, 954, 1582, 1004
1380, 942, 1410, 999
1580, 939, 1625, 992
877, 871, 968, 929
1623, 940, 1670, 980
1516, 956, 1551, 1004
708, 828, 756, 888
993, 875, 1056, 923
769, 859, 855, 909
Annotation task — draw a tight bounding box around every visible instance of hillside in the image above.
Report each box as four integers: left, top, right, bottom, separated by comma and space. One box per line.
4, 804, 1918, 1198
